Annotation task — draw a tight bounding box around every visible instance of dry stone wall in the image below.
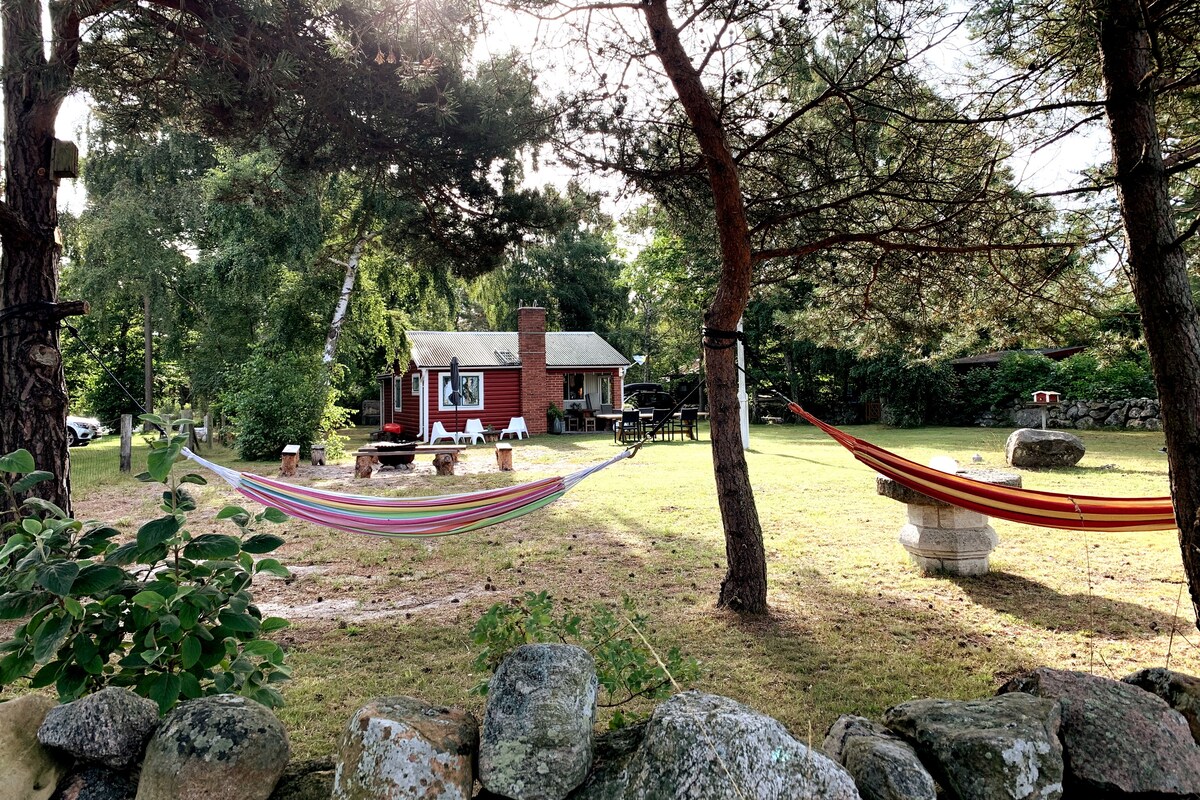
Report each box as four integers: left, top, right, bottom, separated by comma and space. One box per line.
7, 658, 1200, 799
977, 398, 1162, 431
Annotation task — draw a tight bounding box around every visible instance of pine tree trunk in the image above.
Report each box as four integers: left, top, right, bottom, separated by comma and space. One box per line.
641, 0, 768, 613
0, 0, 73, 512
1098, 0, 1200, 627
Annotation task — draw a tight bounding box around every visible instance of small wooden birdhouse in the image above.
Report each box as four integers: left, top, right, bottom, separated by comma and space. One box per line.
51, 139, 79, 180
1032, 390, 1061, 405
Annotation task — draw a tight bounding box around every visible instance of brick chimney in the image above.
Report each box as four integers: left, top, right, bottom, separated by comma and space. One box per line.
517, 306, 550, 434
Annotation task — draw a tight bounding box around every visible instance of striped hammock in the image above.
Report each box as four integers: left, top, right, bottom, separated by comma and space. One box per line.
182, 448, 631, 538
786, 403, 1177, 532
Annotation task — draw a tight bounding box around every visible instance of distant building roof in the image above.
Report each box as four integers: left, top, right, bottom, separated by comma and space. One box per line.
950, 346, 1087, 367
406, 331, 630, 369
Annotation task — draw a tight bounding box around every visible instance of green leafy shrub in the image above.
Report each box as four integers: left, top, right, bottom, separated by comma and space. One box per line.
852, 353, 956, 428
0, 418, 292, 712
1055, 353, 1102, 399
1092, 358, 1156, 400
990, 352, 1059, 407
319, 394, 353, 461
470, 591, 699, 728
227, 351, 327, 460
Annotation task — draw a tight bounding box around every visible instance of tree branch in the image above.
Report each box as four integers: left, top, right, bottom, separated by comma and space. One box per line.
752, 233, 1080, 263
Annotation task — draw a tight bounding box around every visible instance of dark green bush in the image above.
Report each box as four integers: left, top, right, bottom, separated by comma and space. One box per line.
852, 353, 956, 428
990, 353, 1059, 406
0, 418, 291, 712
228, 351, 327, 460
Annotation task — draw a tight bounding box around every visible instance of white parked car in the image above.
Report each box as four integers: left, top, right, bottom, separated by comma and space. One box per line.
67, 416, 103, 447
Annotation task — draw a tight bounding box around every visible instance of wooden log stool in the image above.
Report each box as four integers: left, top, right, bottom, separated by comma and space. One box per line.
354, 452, 376, 478
433, 453, 456, 476
311, 444, 327, 466
495, 442, 513, 471
280, 444, 300, 477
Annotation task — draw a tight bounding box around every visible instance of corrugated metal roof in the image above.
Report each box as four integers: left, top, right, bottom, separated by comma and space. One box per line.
546, 332, 630, 368
407, 331, 630, 368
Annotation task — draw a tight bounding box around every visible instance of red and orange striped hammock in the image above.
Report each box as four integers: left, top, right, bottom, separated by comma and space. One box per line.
786, 402, 1177, 533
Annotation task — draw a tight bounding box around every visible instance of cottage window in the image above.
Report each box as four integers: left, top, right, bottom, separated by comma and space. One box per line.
411, 374, 421, 395
392, 377, 403, 412
439, 372, 484, 411
599, 375, 612, 406
563, 373, 585, 400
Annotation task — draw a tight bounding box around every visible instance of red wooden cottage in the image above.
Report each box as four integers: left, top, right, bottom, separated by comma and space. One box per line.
378, 306, 631, 440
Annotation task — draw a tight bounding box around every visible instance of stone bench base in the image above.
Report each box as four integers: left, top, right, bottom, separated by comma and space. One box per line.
877, 470, 1021, 577
898, 505, 999, 576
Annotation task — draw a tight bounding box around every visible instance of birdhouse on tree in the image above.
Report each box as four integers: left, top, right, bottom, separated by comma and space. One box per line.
1032, 390, 1061, 405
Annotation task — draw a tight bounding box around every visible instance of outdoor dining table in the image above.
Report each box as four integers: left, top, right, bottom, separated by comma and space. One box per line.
595, 410, 705, 442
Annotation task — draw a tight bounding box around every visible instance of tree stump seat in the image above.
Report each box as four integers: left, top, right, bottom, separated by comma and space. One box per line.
280, 444, 300, 477
495, 442, 513, 471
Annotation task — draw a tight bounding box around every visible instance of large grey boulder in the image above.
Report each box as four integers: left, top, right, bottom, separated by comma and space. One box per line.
1123, 667, 1200, 742
135, 694, 289, 800
885, 693, 1063, 800
616, 691, 860, 800
1005, 428, 1086, 468
480, 644, 598, 800
333, 696, 477, 800
38, 687, 158, 770
824, 716, 936, 800
1002, 667, 1200, 796
50, 766, 136, 800
0, 695, 68, 800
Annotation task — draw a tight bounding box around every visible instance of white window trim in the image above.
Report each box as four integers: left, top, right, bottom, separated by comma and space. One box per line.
392, 376, 403, 412
411, 374, 421, 395
438, 371, 485, 411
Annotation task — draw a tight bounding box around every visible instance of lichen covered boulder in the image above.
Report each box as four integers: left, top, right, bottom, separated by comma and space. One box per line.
333, 696, 477, 800
824, 715, 936, 800
1002, 667, 1200, 796
38, 687, 158, 770
135, 694, 289, 800
1004, 429, 1085, 469
479, 643, 598, 800
617, 691, 860, 800
885, 693, 1063, 800
0, 695, 67, 800
1123, 667, 1200, 743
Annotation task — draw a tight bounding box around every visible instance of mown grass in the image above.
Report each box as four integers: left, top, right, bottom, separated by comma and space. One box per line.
61, 423, 1200, 760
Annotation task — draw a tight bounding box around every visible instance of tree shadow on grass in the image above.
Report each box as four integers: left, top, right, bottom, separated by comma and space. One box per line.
949, 571, 1181, 637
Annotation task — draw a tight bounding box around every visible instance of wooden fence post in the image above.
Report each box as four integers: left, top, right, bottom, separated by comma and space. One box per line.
203, 413, 212, 446
120, 414, 132, 473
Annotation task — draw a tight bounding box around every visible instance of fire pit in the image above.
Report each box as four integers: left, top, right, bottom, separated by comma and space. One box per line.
373, 441, 418, 468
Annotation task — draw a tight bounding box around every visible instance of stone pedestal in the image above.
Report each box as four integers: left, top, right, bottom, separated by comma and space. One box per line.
877, 469, 1021, 576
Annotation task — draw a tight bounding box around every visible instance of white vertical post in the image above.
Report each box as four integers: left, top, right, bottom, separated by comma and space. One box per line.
737, 318, 750, 449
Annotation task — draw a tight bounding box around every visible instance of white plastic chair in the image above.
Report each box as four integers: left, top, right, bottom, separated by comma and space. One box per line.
429, 421, 458, 444
499, 416, 528, 440
461, 418, 486, 445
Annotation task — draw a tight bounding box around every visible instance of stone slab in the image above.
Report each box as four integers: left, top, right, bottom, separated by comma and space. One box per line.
877, 470, 1021, 507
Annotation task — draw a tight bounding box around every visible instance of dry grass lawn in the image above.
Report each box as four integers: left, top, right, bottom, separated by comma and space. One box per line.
53, 423, 1200, 759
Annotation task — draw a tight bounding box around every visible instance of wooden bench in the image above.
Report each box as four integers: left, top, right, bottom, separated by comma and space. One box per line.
353, 445, 468, 478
